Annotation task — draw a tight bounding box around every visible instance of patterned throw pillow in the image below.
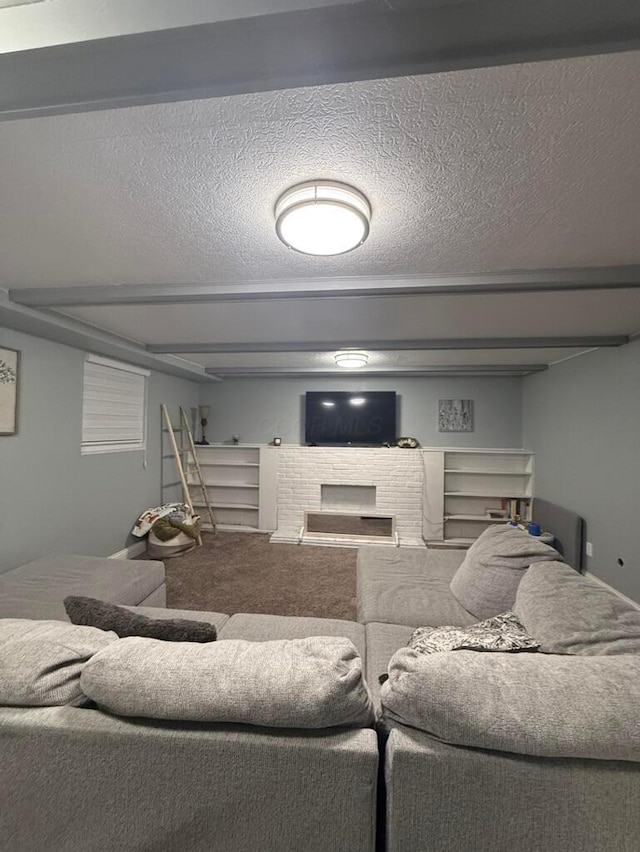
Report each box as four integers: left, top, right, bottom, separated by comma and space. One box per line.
408, 611, 541, 655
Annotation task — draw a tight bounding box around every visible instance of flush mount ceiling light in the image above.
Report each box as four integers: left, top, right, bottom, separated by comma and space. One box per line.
275, 180, 371, 256
334, 351, 369, 369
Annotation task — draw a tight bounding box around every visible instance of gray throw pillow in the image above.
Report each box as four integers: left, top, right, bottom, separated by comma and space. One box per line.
514, 561, 640, 655
64, 596, 217, 642
81, 635, 375, 729
449, 525, 562, 620
408, 611, 540, 655
0, 618, 117, 706
381, 647, 640, 761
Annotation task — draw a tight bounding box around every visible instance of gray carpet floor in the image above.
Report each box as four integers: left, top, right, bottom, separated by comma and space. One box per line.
164, 531, 358, 620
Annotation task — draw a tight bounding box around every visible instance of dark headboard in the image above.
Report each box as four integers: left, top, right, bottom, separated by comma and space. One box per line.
532, 498, 585, 573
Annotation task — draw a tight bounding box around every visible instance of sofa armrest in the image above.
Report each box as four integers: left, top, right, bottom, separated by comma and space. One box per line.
382, 649, 640, 761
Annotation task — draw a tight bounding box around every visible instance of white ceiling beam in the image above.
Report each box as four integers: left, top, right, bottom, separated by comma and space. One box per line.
1, 0, 639, 120
10, 266, 640, 307
0, 291, 218, 382
150, 336, 628, 354
205, 365, 548, 377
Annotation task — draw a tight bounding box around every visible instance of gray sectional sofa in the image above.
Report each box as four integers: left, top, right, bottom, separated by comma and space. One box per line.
360, 544, 640, 852
2, 508, 640, 852
0, 554, 377, 852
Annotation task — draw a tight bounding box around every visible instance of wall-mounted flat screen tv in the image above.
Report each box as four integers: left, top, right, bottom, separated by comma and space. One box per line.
305, 391, 397, 445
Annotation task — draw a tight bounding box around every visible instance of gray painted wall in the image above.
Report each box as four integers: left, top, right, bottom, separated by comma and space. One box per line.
198, 376, 523, 448
522, 338, 640, 602
0, 328, 199, 574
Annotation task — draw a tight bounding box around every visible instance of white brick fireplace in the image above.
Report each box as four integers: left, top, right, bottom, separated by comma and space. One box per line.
270, 447, 424, 546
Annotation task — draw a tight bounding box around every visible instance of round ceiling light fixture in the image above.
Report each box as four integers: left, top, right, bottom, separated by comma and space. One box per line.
275, 180, 371, 256
334, 350, 369, 369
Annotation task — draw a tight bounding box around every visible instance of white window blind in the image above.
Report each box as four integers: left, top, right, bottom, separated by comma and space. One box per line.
82, 355, 150, 454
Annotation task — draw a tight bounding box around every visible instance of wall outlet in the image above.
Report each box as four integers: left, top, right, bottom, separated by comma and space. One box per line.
586, 541, 593, 558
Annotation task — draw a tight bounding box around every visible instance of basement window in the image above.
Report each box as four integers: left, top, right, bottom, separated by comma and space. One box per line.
81, 355, 149, 455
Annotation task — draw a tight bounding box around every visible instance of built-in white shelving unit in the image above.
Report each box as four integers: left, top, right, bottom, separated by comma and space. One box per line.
188, 445, 278, 532
422, 448, 534, 547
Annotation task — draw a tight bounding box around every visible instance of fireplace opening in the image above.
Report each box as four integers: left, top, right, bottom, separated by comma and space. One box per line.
304, 511, 395, 541
306, 512, 393, 537
321, 483, 376, 510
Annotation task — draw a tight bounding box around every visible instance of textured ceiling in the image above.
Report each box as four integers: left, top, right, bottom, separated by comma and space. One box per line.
2, 49, 640, 376
2, 51, 640, 287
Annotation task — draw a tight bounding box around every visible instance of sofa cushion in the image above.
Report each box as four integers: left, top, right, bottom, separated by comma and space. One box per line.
449, 525, 562, 620
81, 635, 375, 728
381, 647, 640, 761
0, 618, 117, 707
357, 546, 475, 627
122, 605, 229, 633
364, 622, 415, 718
515, 561, 640, 655
408, 611, 540, 655
0, 555, 165, 621
137, 586, 167, 608
64, 596, 218, 642
218, 612, 366, 660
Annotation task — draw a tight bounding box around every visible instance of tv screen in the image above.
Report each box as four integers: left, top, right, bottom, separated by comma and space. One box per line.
305, 391, 397, 445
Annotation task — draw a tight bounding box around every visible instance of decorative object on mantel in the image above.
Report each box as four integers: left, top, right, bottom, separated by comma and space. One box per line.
438, 399, 473, 432
0, 346, 19, 436
395, 436, 419, 448
273, 437, 282, 446
195, 405, 210, 445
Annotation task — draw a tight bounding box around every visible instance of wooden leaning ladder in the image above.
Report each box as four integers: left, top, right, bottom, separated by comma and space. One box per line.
161, 404, 216, 543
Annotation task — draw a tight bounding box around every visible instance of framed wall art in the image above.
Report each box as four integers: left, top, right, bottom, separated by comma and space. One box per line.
438, 398, 473, 432
0, 347, 19, 435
